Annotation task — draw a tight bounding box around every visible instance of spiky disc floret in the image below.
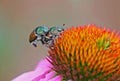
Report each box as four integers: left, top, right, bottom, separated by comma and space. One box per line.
48, 24, 120, 81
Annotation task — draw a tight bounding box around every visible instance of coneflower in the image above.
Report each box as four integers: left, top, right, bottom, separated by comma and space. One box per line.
12, 24, 120, 81
48, 24, 120, 81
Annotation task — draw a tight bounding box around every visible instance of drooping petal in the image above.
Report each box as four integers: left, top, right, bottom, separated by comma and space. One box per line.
12, 59, 59, 81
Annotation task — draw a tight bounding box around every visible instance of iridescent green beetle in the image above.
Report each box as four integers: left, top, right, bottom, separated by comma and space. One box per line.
29, 25, 64, 47
29, 26, 49, 47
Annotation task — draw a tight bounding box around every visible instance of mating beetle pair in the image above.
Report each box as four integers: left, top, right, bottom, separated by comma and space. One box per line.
29, 25, 64, 47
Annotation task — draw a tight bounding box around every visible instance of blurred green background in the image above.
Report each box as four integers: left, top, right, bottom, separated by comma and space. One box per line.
0, 0, 120, 81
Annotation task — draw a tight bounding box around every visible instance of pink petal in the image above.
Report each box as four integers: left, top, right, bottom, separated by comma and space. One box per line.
48, 75, 63, 81
12, 59, 54, 81
32, 71, 55, 81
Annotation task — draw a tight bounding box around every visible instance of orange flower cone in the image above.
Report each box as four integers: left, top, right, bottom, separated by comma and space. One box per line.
48, 24, 120, 81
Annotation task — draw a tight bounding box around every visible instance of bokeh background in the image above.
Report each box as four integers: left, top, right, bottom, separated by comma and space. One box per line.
0, 0, 120, 81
